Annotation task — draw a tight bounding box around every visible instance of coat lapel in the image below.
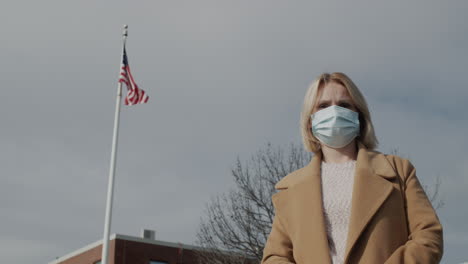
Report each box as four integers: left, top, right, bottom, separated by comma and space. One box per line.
273, 141, 397, 264
288, 150, 332, 263
343, 142, 397, 263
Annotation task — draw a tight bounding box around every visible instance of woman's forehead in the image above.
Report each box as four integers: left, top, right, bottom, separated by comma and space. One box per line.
318, 82, 351, 99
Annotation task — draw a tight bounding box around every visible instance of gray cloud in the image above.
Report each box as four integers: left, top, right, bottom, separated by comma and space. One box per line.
1, 0, 467, 263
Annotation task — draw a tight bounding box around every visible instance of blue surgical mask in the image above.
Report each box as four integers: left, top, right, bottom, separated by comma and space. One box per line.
311, 105, 360, 148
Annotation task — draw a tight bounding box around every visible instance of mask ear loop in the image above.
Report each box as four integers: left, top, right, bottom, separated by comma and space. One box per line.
309, 116, 321, 150
357, 113, 361, 137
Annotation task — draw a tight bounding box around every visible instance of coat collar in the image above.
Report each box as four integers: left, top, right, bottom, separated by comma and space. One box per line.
272, 141, 397, 263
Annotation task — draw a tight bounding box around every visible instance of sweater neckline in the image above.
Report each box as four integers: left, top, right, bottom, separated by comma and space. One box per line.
322, 159, 356, 164
321, 160, 356, 168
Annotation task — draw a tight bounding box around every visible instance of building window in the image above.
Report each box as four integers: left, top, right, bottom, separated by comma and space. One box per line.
149, 261, 168, 264
94, 261, 101, 264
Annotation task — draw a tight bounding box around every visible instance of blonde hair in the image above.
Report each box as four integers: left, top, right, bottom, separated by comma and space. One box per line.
300, 72, 378, 153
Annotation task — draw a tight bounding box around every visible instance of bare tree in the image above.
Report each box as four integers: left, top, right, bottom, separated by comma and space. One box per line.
194, 142, 311, 264
194, 144, 443, 263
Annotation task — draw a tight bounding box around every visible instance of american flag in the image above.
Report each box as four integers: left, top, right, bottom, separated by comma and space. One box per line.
119, 45, 149, 105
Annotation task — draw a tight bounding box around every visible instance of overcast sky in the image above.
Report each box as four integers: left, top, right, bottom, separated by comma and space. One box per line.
1, 0, 467, 263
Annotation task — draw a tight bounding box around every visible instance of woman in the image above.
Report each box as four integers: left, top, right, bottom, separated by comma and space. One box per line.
261, 72, 443, 264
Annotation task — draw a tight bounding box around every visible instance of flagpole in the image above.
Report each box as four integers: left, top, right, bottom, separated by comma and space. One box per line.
101, 24, 128, 264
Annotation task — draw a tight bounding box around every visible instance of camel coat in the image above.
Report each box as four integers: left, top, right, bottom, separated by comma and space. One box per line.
261, 142, 443, 264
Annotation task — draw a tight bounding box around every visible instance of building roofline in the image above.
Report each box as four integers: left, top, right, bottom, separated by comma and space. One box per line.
113, 233, 202, 251
48, 233, 203, 264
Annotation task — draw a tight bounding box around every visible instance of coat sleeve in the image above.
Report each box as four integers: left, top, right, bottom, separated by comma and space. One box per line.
261, 195, 296, 264
384, 159, 443, 264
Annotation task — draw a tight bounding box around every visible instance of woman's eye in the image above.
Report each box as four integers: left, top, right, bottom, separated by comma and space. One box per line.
318, 104, 328, 108
339, 103, 351, 108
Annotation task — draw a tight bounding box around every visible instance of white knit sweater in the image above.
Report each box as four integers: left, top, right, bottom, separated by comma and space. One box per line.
320, 160, 356, 264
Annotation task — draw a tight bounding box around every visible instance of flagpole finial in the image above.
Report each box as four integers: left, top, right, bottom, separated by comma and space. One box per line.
123, 25, 128, 38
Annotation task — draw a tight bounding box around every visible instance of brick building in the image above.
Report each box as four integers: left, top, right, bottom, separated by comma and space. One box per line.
49, 230, 202, 264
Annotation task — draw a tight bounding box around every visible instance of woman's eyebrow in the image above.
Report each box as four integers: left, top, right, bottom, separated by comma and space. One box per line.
317, 100, 331, 105
317, 99, 352, 104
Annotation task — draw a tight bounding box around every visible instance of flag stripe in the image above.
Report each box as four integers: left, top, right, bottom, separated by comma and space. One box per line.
118, 46, 149, 105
